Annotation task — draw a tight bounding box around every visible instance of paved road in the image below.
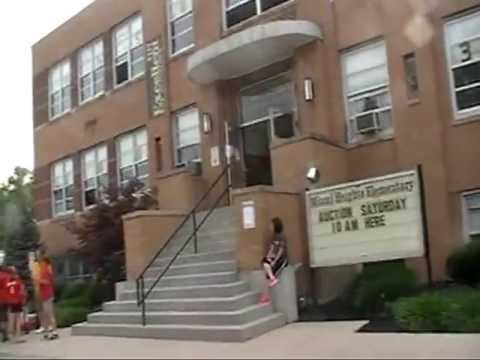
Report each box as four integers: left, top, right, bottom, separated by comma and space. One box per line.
2, 322, 480, 359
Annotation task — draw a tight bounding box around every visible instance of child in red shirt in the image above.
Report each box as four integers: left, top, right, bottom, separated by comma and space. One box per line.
6, 266, 27, 343
0, 265, 10, 342
39, 256, 58, 340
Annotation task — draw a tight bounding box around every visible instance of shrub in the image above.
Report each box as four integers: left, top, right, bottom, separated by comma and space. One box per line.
392, 288, 480, 332
446, 240, 480, 287
88, 281, 115, 309
346, 261, 418, 316
61, 282, 93, 301
55, 305, 89, 328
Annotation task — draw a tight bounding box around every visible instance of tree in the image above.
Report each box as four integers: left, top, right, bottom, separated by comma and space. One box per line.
1, 167, 40, 295
65, 180, 157, 284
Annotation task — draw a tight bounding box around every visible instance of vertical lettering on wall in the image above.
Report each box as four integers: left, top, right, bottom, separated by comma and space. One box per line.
146, 37, 168, 118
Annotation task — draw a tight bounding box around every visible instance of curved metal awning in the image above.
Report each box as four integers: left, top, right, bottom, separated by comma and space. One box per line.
187, 20, 323, 85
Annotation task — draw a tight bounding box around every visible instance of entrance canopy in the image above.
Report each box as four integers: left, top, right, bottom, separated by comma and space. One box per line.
187, 20, 323, 85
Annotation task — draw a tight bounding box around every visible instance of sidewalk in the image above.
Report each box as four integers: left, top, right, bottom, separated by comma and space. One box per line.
2, 322, 479, 359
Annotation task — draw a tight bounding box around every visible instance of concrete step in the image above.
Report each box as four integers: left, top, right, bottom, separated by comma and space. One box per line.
89, 304, 273, 326
160, 240, 236, 257
144, 260, 237, 278
72, 313, 286, 342
152, 250, 235, 268
126, 272, 238, 290
118, 281, 250, 301
104, 292, 259, 313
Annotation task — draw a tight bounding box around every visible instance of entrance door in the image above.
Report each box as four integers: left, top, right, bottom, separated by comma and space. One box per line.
238, 74, 296, 187
242, 120, 272, 186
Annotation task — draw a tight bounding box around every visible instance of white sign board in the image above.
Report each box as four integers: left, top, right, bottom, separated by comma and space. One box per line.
210, 146, 220, 168
306, 170, 425, 267
242, 201, 256, 229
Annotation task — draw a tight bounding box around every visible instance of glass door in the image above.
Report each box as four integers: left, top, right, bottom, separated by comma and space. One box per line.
238, 74, 296, 187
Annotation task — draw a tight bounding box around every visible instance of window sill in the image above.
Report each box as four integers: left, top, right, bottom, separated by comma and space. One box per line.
52, 211, 75, 222
223, 0, 297, 36
112, 73, 146, 94
169, 44, 196, 61
407, 98, 420, 107
49, 109, 73, 123
345, 133, 395, 149
78, 92, 106, 108
452, 114, 480, 127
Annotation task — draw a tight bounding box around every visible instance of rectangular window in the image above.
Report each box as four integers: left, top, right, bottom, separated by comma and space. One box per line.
463, 191, 480, 242
342, 41, 393, 144
445, 11, 480, 118
168, 0, 194, 55
78, 39, 105, 103
82, 145, 108, 208
52, 158, 74, 216
175, 107, 201, 166
403, 52, 419, 101
117, 128, 149, 187
49, 60, 71, 119
225, 0, 290, 28
114, 15, 145, 86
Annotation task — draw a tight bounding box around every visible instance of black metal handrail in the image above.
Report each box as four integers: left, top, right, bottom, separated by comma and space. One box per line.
135, 165, 231, 325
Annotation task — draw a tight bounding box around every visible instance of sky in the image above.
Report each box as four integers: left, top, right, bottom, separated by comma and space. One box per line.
0, 0, 94, 184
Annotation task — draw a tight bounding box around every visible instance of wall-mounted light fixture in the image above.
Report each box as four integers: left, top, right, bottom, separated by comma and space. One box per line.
306, 166, 320, 184
202, 112, 212, 134
304, 78, 314, 102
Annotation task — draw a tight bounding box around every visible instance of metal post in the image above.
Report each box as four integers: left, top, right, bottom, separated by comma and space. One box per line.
224, 122, 233, 205
140, 276, 146, 326
193, 211, 198, 254
417, 164, 433, 285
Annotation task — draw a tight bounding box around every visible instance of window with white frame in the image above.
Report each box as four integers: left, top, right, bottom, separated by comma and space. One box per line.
225, 0, 290, 28
49, 60, 71, 119
175, 107, 201, 166
342, 41, 393, 143
168, 0, 194, 55
463, 191, 480, 242
78, 39, 105, 103
445, 11, 480, 118
52, 158, 74, 216
82, 145, 108, 208
114, 15, 145, 86
117, 128, 148, 186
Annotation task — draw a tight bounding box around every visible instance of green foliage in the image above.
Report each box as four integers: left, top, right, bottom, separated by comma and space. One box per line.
61, 282, 92, 301
346, 261, 418, 316
392, 287, 480, 332
55, 305, 89, 328
446, 240, 480, 287
0, 168, 40, 297
65, 180, 157, 285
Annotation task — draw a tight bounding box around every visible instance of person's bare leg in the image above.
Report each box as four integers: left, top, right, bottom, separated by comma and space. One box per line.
8, 311, 15, 341
263, 262, 275, 280
14, 313, 24, 342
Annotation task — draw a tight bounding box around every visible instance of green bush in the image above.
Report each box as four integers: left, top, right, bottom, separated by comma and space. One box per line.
88, 281, 115, 309
346, 261, 418, 316
392, 288, 480, 332
61, 282, 93, 300
446, 240, 480, 287
55, 305, 90, 328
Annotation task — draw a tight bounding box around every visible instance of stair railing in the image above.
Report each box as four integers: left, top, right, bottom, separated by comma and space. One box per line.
136, 165, 232, 326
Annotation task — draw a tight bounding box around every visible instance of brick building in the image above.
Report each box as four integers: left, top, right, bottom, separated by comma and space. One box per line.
32, 0, 480, 289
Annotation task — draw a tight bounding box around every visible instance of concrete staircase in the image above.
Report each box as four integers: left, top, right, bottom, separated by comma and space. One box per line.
72, 207, 286, 342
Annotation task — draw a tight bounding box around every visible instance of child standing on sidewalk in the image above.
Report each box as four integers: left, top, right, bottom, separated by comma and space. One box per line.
0, 265, 10, 342
6, 266, 27, 344
38, 254, 58, 340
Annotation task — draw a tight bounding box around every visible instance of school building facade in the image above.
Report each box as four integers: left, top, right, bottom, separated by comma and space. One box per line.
32, 0, 480, 295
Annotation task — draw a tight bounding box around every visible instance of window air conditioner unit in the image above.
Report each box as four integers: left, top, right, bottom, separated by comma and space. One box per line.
355, 111, 380, 134
187, 159, 202, 176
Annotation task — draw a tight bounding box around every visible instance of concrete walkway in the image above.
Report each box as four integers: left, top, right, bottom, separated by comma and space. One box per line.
2, 322, 480, 359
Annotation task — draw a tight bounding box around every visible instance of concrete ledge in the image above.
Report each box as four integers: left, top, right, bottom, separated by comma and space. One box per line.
231, 185, 300, 197
240, 265, 299, 323
123, 210, 188, 221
